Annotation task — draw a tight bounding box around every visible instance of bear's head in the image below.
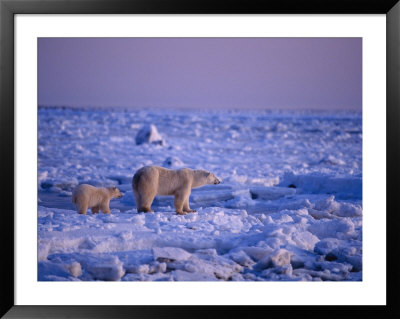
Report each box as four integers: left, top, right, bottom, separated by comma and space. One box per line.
108, 186, 123, 199
206, 172, 221, 185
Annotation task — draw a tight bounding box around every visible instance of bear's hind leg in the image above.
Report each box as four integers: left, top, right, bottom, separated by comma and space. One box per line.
91, 206, 100, 214
138, 189, 155, 213
133, 189, 152, 213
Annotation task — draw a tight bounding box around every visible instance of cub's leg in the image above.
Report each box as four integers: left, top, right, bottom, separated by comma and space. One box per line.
183, 196, 196, 213
91, 206, 100, 214
77, 203, 88, 215
100, 201, 111, 214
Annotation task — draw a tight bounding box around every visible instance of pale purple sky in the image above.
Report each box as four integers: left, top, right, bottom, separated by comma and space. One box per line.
38, 38, 362, 111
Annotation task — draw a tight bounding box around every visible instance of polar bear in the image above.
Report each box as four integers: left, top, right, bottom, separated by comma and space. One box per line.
72, 184, 123, 215
132, 166, 220, 215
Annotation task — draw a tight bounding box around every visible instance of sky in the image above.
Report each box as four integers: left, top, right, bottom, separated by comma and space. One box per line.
38, 38, 362, 111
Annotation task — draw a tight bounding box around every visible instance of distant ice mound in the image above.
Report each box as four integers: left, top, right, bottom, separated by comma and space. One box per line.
40, 177, 79, 192
278, 172, 362, 199
135, 124, 165, 146
318, 155, 345, 166
162, 156, 184, 168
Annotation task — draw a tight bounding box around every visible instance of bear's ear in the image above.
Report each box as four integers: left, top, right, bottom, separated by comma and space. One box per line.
112, 186, 117, 190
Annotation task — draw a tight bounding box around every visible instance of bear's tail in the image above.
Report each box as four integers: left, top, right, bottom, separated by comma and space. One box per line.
132, 173, 142, 209
132, 172, 141, 191
72, 194, 77, 204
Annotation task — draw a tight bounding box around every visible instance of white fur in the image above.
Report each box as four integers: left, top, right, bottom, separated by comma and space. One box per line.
72, 184, 122, 215
132, 166, 220, 215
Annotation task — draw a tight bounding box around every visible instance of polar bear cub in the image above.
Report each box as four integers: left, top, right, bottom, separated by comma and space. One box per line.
72, 184, 123, 215
132, 166, 220, 215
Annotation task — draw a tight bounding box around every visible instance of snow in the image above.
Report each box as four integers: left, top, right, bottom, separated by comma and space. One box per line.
38, 106, 362, 281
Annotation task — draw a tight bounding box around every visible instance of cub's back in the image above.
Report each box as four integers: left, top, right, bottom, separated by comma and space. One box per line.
72, 184, 97, 203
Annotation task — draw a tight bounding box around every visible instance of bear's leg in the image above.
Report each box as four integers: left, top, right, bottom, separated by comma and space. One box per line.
77, 204, 88, 215
100, 201, 111, 214
139, 189, 155, 213
140, 207, 154, 213
133, 190, 142, 212
91, 206, 100, 214
174, 192, 187, 215
183, 197, 196, 213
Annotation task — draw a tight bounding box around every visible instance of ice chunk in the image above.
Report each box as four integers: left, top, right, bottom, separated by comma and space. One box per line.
38, 261, 74, 281
179, 254, 243, 280
152, 247, 191, 262
335, 202, 362, 218
172, 270, 218, 281
127, 264, 150, 274
292, 231, 319, 251
122, 273, 171, 281
135, 124, 165, 145
319, 155, 345, 166
270, 249, 292, 267
250, 187, 296, 200
229, 250, 255, 267
81, 255, 125, 281
278, 172, 362, 199
66, 262, 82, 278
190, 189, 236, 205
40, 177, 79, 191
261, 264, 293, 278
254, 249, 292, 270
312, 196, 362, 218
149, 261, 167, 274
314, 238, 341, 255
116, 250, 154, 273
38, 240, 51, 261
314, 239, 362, 271
242, 246, 274, 261
308, 218, 356, 240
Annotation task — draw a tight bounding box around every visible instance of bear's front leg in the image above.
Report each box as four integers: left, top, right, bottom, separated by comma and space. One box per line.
174, 192, 187, 215
77, 203, 88, 215
183, 197, 196, 213
78, 207, 88, 215
100, 202, 111, 214
174, 187, 193, 215
91, 206, 100, 214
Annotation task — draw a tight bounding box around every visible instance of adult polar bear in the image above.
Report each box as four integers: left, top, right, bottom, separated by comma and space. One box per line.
132, 166, 221, 215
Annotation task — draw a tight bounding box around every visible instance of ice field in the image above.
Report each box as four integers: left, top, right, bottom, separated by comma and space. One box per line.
38, 106, 362, 281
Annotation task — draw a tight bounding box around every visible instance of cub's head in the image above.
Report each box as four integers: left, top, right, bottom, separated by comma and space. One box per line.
108, 186, 123, 199
205, 171, 221, 185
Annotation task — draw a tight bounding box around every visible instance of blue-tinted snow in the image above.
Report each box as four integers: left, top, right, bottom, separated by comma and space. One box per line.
38, 107, 362, 281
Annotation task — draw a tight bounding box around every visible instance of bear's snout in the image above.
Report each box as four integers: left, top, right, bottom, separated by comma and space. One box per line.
214, 179, 221, 184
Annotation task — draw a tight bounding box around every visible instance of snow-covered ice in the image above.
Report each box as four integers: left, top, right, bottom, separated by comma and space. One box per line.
38, 107, 362, 281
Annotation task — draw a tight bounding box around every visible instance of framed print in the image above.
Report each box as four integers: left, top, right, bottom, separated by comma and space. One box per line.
1, 0, 399, 318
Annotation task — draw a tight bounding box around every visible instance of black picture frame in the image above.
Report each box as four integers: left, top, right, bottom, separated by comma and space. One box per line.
1, 0, 399, 318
